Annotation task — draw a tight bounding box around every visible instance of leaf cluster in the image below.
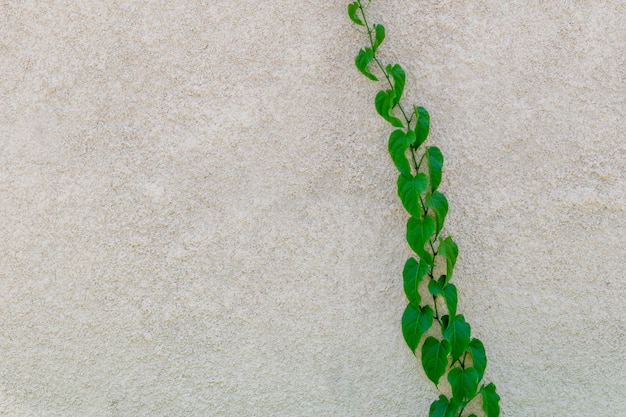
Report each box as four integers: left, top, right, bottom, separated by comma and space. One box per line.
348, 2, 500, 416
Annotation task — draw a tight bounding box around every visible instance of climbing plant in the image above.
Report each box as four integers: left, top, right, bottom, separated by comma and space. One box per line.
347, 2, 500, 416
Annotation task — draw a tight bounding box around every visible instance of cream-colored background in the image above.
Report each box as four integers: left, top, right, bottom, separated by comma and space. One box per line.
1, 1, 625, 416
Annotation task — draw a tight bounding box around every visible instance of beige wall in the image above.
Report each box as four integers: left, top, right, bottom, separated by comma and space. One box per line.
1, 1, 624, 416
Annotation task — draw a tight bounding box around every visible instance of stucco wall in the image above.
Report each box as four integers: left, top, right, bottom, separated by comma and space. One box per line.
1, 1, 624, 416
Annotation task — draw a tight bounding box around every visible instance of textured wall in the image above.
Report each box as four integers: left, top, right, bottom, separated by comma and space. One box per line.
1, 1, 624, 416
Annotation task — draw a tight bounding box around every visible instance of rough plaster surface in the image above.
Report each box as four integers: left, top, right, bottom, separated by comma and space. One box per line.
0, 1, 624, 416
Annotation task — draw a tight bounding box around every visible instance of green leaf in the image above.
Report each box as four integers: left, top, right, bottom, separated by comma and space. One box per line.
375, 90, 403, 127
388, 129, 415, 175
468, 338, 487, 379
397, 173, 428, 218
425, 191, 448, 234
437, 236, 458, 283
347, 2, 364, 26
429, 280, 458, 318
481, 383, 501, 417
414, 106, 430, 147
403, 257, 428, 307
443, 315, 471, 361
402, 304, 434, 353
448, 367, 480, 402
387, 64, 405, 106
429, 395, 458, 417
426, 146, 444, 191
468, 415, 478, 417
373, 24, 385, 51
440, 314, 450, 329
442, 283, 457, 319
421, 337, 450, 385
427, 279, 441, 296
387, 130, 414, 176
355, 48, 378, 81
406, 216, 435, 265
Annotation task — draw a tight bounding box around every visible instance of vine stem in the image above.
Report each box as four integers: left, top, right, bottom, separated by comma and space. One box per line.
457, 388, 482, 417
351, 3, 501, 416
359, 0, 445, 292
358, 0, 451, 335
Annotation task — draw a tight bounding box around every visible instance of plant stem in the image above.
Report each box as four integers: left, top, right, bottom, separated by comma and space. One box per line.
350, 3, 501, 415
457, 388, 481, 417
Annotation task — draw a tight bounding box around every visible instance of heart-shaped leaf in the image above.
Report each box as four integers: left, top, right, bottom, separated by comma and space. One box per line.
403, 257, 428, 307
468, 338, 487, 379
443, 314, 471, 361
402, 304, 434, 353
428, 280, 458, 318
426, 146, 443, 191
429, 395, 458, 417
481, 383, 501, 417
373, 24, 385, 51
387, 64, 405, 106
398, 173, 428, 218
414, 106, 430, 148
448, 366, 480, 402
407, 215, 435, 265
388, 130, 415, 176
355, 47, 377, 81
347, 2, 364, 26
426, 191, 448, 234
375, 90, 403, 127
421, 336, 450, 385
437, 237, 458, 284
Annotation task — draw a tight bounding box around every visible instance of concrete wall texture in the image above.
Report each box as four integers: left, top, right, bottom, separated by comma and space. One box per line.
0, 1, 624, 416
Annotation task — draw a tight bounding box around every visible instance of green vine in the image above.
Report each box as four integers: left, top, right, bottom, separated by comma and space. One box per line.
348, 2, 501, 416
